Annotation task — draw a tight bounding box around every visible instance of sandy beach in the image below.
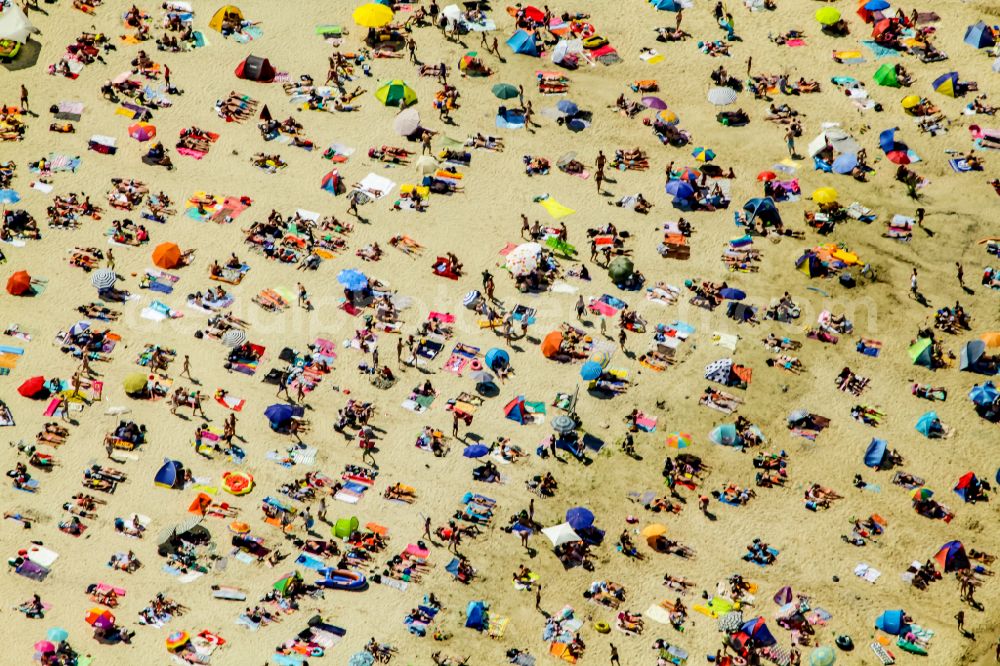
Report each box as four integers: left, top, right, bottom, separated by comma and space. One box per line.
1, 0, 999, 665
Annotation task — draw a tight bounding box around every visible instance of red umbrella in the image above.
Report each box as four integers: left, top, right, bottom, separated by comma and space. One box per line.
18, 376, 46, 398
85, 608, 115, 629
522, 5, 545, 22
886, 150, 910, 165
757, 170, 777, 181
6, 270, 31, 295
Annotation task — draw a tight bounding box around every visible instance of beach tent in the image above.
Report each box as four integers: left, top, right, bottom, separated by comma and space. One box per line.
333, 516, 359, 538
864, 438, 888, 468
795, 251, 825, 278
965, 22, 995, 49
873, 63, 899, 87
932, 71, 959, 97
320, 169, 342, 195
908, 337, 933, 367
152, 242, 182, 269
709, 423, 739, 447
704, 358, 734, 384
935, 540, 971, 571
743, 197, 781, 226
465, 601, 487, 630
542, 522, 581, 547
208, 5, 242, 32
0, 5, 36, 43
914, 411, 939, 437
507, 30, 539, 56
485, 348, 509, 371
652, 0, 684, 10
154, 459, 185, 489
504, 395, 540, 424
740, 617, 777, 647
808, 127, 861, 159
375, 80, 417, 107
6, 270, 32, 295
969, 380, 999, 406
540, 331, 563, 358
235, 55, 276, 83
953, 473, 981, 503
874, 610, 908, 635
128, 122, 156, 142
273, 570, 302, 597
959, 340, 992, 373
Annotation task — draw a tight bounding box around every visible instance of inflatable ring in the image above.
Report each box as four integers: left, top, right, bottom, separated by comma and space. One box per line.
732, 657, 747, 666
578, 22, 595, 38
469, 358, 483, 371
594, 622, 611, 634
222, 471, 254, 496
836, 635, 854, 650
310, 647, 324, 657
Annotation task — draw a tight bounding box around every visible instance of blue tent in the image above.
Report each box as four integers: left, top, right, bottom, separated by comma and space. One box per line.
959, 340, 991, 373
864, 438, 887, 468
832, 152, 859, 175
504, 396, 529, 424
965, 22, 996, 49
969, 380, 999, 406
878, 128, 901, 153
740, 617, 777, 647
915, 411, 939, 437
507, 30, 539, 56
709, 423, 740, 447
465, 601, 487, 630
652, 0, 683, 10
874, 609, 907, 635
580, 361, 603, 381
485, 348, 509, 371
935, 540, 971, 572
743, 197, 782, 226
154, 459, 184, 489
566, 506, 595, 530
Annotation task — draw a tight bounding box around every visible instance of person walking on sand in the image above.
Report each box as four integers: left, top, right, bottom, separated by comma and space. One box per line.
106, 248, 115, 269
20, 85, 29, 113
80, 352, 95, 379
452, 411, 461, 438
576, 295, 586, 320
423, 515, 432, 540
785, 128, 796, 158
191, 391, 208, 420
956, 610, 965, 632
610, 643, 621, 666
421, 130, 433, 155
910, 267, 918, 297
595, 169, 605, 194
535, 584, 543, 611
396, 336, 405, 369
956, 262, 964, 288
181, 354, 193, 380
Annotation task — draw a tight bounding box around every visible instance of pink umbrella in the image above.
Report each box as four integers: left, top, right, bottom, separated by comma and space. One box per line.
34, 641, 56, 654
642, 96, 668, 110
128, 123, 157, 142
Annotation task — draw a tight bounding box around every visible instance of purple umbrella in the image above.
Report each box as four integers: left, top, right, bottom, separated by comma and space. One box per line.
641, 96, 668, 110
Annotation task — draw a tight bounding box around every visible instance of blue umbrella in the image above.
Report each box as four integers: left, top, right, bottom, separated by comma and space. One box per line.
0, 189, 21, 204
337, 268, 369, 291
878, 128, 899, 153
47, 627, 69, 643
915, 411, 938, 437
566, 506, 595, 530
580, 361, 603, 381
485, 347, 510, 370
864, 0, 889, 10
463, 444, 489, 458
348, 652, 375, 666
969, 381, 999, 406
557, 100, 579, 115
832, 152, 859, 174
653, 0, 682, 10
665, 180, 695, 199
719, 288, 746, 300
264, 403, 294, 425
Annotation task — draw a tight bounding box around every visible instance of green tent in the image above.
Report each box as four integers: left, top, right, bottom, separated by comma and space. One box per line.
908, 337, 932, 366
273, 570, 303, 597
375, 80, 417, 107
873, 63, 899, 88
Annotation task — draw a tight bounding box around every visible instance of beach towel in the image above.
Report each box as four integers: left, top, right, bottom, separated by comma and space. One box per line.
949, 158, 974, 173
862, 40, 899, 59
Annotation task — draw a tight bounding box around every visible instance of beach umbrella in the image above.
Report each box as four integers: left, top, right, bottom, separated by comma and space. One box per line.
349, 653, 375, 666
580, 361, 603, 381
707, 87, 738, 106
542, 522, 581, 547
462, 444, 489, 458
640, 523, 667, 538
123, 372, 148, 394
165, 631, 190, 652
128, 122, 156, 142
719, 288, 746, 300
556, 100, 579, 116
900, 95, 920, 110
6, 270, 31, 295
656, 108, 679, 125
608, 256, 634, 283
337, 268, 369, 291
469, 369, 494, 385
873, 63, 899, 87
756, 170, 777, 182
492, 82, 519, 99
0, 189, 20, 204
556, 152, 578, 169
915, 411, 938, 437
0, 5, 35, 43
911, 488, 933, 501
17, 376, 46, 398
375, 80, 417, 107
552, 415, 576, 434
653, 0, 683, 10
642, 96, 668, 110
353, 3, 393, 27
221, 328, 247, 348
47, 628, 68, 643
815, 7, 841, 25
392, 107, 421, 136
229, 521, 251, 535
932, 71, 959, 98
665, 432, 692, 449
415, 155, 438, 176
787, 409, 810, 424
811, 187, 838, 204
885, 150, 911, 165
832, 152, 859, 174
463, 290, 481, 307
590, 350, 612, 368
33, 641, 55, 654
676, 166, 701, 182
90, 268, 117, 290
969, 381, 999, 406
980, 331, 1000, 348
809, 646, 836, 666
152, 242, 182, 269
566, 507, 595, 530
665, 180, 695, 199
84, 608, 115, 629
864, 0, 889, 10
265, 403, 295, 426
692, 147, 716, 162
505, 242, 542, 277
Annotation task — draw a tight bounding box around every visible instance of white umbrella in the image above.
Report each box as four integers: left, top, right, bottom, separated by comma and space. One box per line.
90, 269, 117, 290
221, 329, 247, 348
0, 6, 36, 43
542, 522, 581, 547
415, 155, 438, 175
393, 108, 421, 136
505, 242, 541, 277
707, 87, 738, 106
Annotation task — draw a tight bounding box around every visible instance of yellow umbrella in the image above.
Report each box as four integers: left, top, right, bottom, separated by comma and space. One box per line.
656, 109, 678, 125
981, 332, 1000, 348
812, 187, 838, 204
122, 372, 148, 394
815, 7, 841, 25
901, 95, 920, 110
353, 3, 393, 27
640, 523, 667, 538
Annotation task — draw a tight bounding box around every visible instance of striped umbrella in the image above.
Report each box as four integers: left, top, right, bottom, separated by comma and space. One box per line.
707, 87, 738, 106
90, 269, 117, 289
222, 329, 247, 348
665, 432, 692, 448
463, 290, 481, 307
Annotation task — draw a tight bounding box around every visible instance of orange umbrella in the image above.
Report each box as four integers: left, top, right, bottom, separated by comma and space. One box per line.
981, 331, 1000, 348
152, 243, 182, 269
6, 270, 31, 295
84, 607, 115, 628
540, 331, 563, 358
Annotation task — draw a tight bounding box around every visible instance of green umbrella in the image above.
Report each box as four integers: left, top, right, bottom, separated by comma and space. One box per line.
122, 372, 148, 394
608, 257, 634, 283
375, 80, 417, 107
492, 83, 519, 100
872, 63, 899, 87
